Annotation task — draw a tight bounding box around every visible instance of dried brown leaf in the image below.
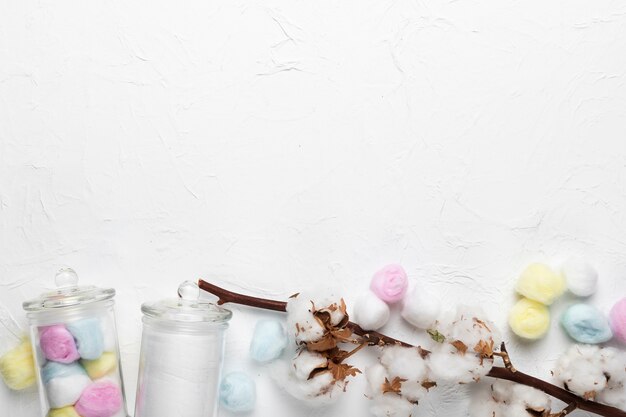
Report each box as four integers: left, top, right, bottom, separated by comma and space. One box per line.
382, 377, 406, 395
451, 340, 468, 354
421, 380, 437, 391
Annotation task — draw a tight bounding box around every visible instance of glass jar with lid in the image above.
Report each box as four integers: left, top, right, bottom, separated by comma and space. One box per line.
134, 281, 232, 417
22, 268, 129, 417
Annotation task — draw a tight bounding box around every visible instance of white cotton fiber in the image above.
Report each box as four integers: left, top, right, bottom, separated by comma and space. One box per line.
352, 291, 390, 330
292, 349, 327, 381
426, 343, 487, 383
365, 363, 388, 396
553, 345, 607, 395
401, 286, 441, 330
286, 294, 326, 343
370, 393, 416, 417
269, 360, 340, 406
471, 380, 551, 417
562, 259, 598, 297
380, 346, 428, 382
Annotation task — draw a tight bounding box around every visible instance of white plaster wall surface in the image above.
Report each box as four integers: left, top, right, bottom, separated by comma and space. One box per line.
1, 0, 626, 416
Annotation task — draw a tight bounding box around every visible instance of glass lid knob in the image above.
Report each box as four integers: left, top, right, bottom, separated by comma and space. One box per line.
55, 267, 79, 288
178, 281, 200, 301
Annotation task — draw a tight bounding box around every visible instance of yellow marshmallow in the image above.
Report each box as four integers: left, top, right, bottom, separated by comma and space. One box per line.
47, 406, 81, 417
81, 351, 117, 379
0, 338, 36, 390
509, 298, 550, 340
515, 263, 565, 305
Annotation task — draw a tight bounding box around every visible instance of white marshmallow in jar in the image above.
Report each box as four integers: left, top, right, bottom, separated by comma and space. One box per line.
134, 281, 232, 417
22, 268, 129, 417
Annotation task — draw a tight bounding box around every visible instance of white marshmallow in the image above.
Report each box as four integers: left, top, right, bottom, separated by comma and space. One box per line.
401, 286, 441, 329
46, 373, 91, 408
562, 259, 598, 297
352, 290, 390, 330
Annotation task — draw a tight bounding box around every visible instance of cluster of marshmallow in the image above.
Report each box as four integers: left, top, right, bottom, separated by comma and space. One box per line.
553, 345, 626, 410
469, 380, 552, 417
37, 318, 122, 417
509, 260, 625, 344
365, 346, 431, 417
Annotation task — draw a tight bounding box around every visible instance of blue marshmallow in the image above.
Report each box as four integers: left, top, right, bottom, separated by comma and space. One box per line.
67, 318, 104, 360
41, 361, 87, 384
249, 319, 288, 363
220, 372, 256, 413
561, 303, 613, 344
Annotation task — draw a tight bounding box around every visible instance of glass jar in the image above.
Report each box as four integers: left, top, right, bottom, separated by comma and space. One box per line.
135, 281, 232, 417
22, 268, 129, 417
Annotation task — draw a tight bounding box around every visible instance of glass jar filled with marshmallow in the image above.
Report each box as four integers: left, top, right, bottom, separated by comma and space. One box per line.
22, 268, 129, 417
134, 281, 232, 417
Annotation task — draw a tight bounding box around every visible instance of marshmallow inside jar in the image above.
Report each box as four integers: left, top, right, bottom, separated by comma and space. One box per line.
134, 281, 233, 417
22, 268, 129, 417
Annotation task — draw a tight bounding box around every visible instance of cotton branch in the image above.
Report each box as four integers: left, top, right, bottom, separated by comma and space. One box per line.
196, 279, 626, 417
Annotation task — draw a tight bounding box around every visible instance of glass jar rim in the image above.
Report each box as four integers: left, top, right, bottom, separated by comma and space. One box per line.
141, 298, 232, 324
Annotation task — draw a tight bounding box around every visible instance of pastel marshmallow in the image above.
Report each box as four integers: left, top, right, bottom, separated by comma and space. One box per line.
352, 290, 390, 330
81, 352, 117, 379
75, 379, 123, 417
370, 264, 408, 303
47, 406, 81, 417
561, 259, 598, 297
67, 319, 104, 360
220, 372, 256, 413
609, 297, 626, 344
45, 369, 92, 408
515, 263, 565, 305
509, 298, 550, 340
401, 286, 441, 329
249, 320, 288, 363
39, 325, 80, 364
560, 304, 612, 344
0, 338, 36, 390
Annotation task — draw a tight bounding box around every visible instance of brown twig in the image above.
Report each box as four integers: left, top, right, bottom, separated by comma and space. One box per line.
196, 279, 626, 417
492, 341, 516, 373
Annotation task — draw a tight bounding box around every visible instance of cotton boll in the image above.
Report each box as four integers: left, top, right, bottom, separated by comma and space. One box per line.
469, 389, 506, 417
269, 361, 341, 406
509, 298, 550, 340
560, 304, 612, 344
553, 345, 607, 396
515, 263, 565, 305
313, 295, 347, 326
426, 343, 488, 383
365, 363, 388, 395
353, 291, 390, 330
380, 346, 428, 382
598, 347, 626, 409
398, 380, 428, 402
286, 294, 326, 343
249, 319, 288, 363
562, 260, 598, 297
292, 349, 327, 381
445, 305, 501, 349
370, 393, 416, 417
401, 286, 440, 330
510, 382, 551, 412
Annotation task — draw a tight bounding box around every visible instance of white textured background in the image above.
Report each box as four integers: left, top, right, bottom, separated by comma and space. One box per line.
1, 0, 626, 416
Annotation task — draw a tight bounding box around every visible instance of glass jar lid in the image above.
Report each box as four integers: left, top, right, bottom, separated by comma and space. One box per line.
141, 281, 232, 323
22, 268, 115, 312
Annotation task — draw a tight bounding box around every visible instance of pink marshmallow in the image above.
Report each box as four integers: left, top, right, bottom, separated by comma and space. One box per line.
610, 297, 626, 344
39, 325, 80, 364
75, 380, 123, 417
370, 264, 408, 303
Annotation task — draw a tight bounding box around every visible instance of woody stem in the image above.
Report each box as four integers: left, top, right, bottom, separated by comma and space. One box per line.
196, 279, 626, 417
